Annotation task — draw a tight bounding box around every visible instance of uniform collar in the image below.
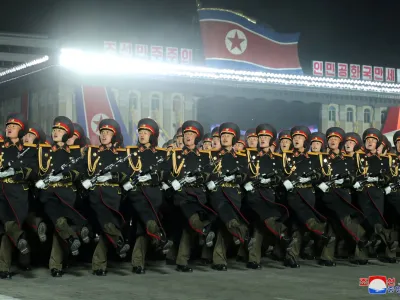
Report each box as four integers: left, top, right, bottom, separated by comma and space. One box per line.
219, 147, 236, 157
293, 149, 308, 158
138, 144, 156, 153
52, 143, 70, 153
4, 138, 23, 151
99, 144, 117, 154
329, 150, 344, 160
183, 146, 200, 156
258, 147, 272, 158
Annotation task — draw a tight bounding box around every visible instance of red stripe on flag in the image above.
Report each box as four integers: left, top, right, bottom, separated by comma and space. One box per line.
82, 86, 115, 145
200, 21, 301, 69
382, 107, 400, 134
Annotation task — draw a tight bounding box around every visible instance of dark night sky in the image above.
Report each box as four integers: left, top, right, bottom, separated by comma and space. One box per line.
1, 0, 399, 74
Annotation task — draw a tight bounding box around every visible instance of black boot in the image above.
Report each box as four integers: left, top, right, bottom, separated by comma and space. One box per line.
0, 271, 12, 279
17, 237, 30, 255
93, 269, 107, 276
37, 222, 47, 243
176, 265, 193, 272
318, 259, 336, 267
284, 256, 300, 268
246, 261, 262, 269
67, 237, 81, 256
132, 266, 145, 274
116, 238, 130, 258
50, 268, 64, 277
80, 226, 90, 244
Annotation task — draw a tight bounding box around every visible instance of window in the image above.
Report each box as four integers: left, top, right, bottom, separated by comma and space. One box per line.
381, 110, 387, 125
328, 106, 336, 122
346, 107, 354, 122
151, 94, 160, 111
364, 108, 371, 123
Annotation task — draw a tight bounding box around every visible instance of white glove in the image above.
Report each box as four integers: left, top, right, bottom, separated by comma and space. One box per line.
367, 177, 378, 183
123, 181, 134, 191
299, 177, 311, 183
0, 168, 15, 178
206, 181, 216, 191
318, 182, 329, 193
49, 173, 63, 182
138, 174, 152, 182
384, 186, 392, 195
171, 179, 182, 191
334, 179, 344, 185
35, 180, 46, 189
260, 178, 271, 184
97, 172, 112, 183
82, 179, 93, 190
283, 180, 294, 191
185, 176, 196, 183
244, 182, 254, 192
224, 175, 235, 182
161, 182, 169, 191
353, 182, 361, 189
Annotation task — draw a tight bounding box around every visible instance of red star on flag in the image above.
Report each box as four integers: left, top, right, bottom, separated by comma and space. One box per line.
228, 30, 245, 51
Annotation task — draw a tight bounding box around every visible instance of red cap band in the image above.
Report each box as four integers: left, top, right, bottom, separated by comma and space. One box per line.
220, 128, 236, 136
100, 124, 116, 134
327, 132, 343, 141
258, 130, 273, 137
53, 122, 71, 135
138, 124, 155, 135
7, 118, 24, 130
183, 126, 200, 136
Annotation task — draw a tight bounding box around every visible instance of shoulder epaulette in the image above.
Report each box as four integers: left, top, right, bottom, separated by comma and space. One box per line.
156, 147, 166, 151
199, 150, 211, 154
173, 148, 182, 152
210, 148, 220, 152
388, 152, 397, 157
236, 152, 246, 157
175, 147, 182, 151
117, 148, 126, 152
69, 145, 80, 149
125, 146, 137, 149
23, 143, 38, 148
355, 150, 365, 155
380, 154, 389, 158
246, 147, 257, 151
0, 138, 4, 143
89, 145, 99, 149
272, 152, 282, 157
282, 150, 293, 154
308, 152, 320, 155
342, 153, 352, 157
39, 143, 51, 148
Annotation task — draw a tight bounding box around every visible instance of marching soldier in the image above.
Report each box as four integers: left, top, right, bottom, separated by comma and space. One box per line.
245, 128, 258, 148
23, 122, 48, 243
317, 127, 370, 265
206, 122, 252, 271
81, 119, 130, 276
234, 136, 246, 152
353, 128, 397, 263
281, 126, 331, 268
167, 120, 217, 272
122, 118, 172, 274
278, 130, 292, 153
211, 126, 221, 150
243, 124, 291, 269
202, 133, 212, 150
310, 132, 327, 153
343, 133, 362, 157
0, 113, 38, 279
35, 117, 88, 277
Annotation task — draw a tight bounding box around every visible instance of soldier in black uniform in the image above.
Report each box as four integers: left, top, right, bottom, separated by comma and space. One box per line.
122, 118, 172, 274
234, 136, 246, 152
81, 119, 130, 276
211, 126, 221, 150
353, 128, 397, 262
278, 130, 292, 153
35, 117, 88, 277
245, 128, 258, 148
281, 126, 331, 268
206, 122, 252, 271
166, 120, 217, 272
243, 124, 291, 269
23, 122, 48, 243
310, 132, 327, 153
317, 127, 370, 265
343, 133, 362, 157
202, 133, 212, 150
0, 113, 38, 279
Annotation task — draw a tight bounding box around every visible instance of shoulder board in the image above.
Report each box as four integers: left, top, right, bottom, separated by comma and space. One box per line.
117, 148, 126, 152
342, 153, 352, 157
355, 150, 365, 155
23, 143, 38, 148
246, 147, 257, 151
210, 148, 220, 152
39, 143, 51, 148
320, 152, 329, 156
89, 145, 99, 149
69, 145, 80, 149
380, 154, 389, 158
388, 153, 397, 157
173, 148, 182, 152
0, 138, 3, 143
308, 152, 320, 155
125, 146, 137, 149
199, 150, 211, 154
236, 152, 246, 157
156, 147, 166, 151
272, 152, 282, 157
282, 150, 293, 154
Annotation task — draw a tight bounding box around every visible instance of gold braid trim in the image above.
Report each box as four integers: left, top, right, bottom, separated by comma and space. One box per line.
172, 151, 185, 176
38, 146, 52, 174
212, 159, 222, 173
126, 148, 142, 173
282, 152, 295, 175
320, 154, 332, 176
389, 155, 398, 177
0, 153, 3, 169
88, 147, 100, 176
356, 152, 368, 175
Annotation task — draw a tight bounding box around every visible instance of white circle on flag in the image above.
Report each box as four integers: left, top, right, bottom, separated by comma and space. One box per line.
225, 29, 247, 55
91, 113, 110, 135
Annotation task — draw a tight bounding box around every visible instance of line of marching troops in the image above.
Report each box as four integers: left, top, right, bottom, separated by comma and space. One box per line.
0, 112, 399, 280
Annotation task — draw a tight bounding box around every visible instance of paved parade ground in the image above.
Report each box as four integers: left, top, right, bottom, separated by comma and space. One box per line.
1, 258, 400, 300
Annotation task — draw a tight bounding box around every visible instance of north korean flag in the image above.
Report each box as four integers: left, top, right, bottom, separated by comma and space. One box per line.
198, 9, 303, 74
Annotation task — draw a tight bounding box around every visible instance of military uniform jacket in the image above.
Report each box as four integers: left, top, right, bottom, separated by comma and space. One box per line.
355, 151, 390, 188
0, 138, 38, 227
247, 148, 283, 188
126, 145, 167, 186
209, 148, 248, 184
